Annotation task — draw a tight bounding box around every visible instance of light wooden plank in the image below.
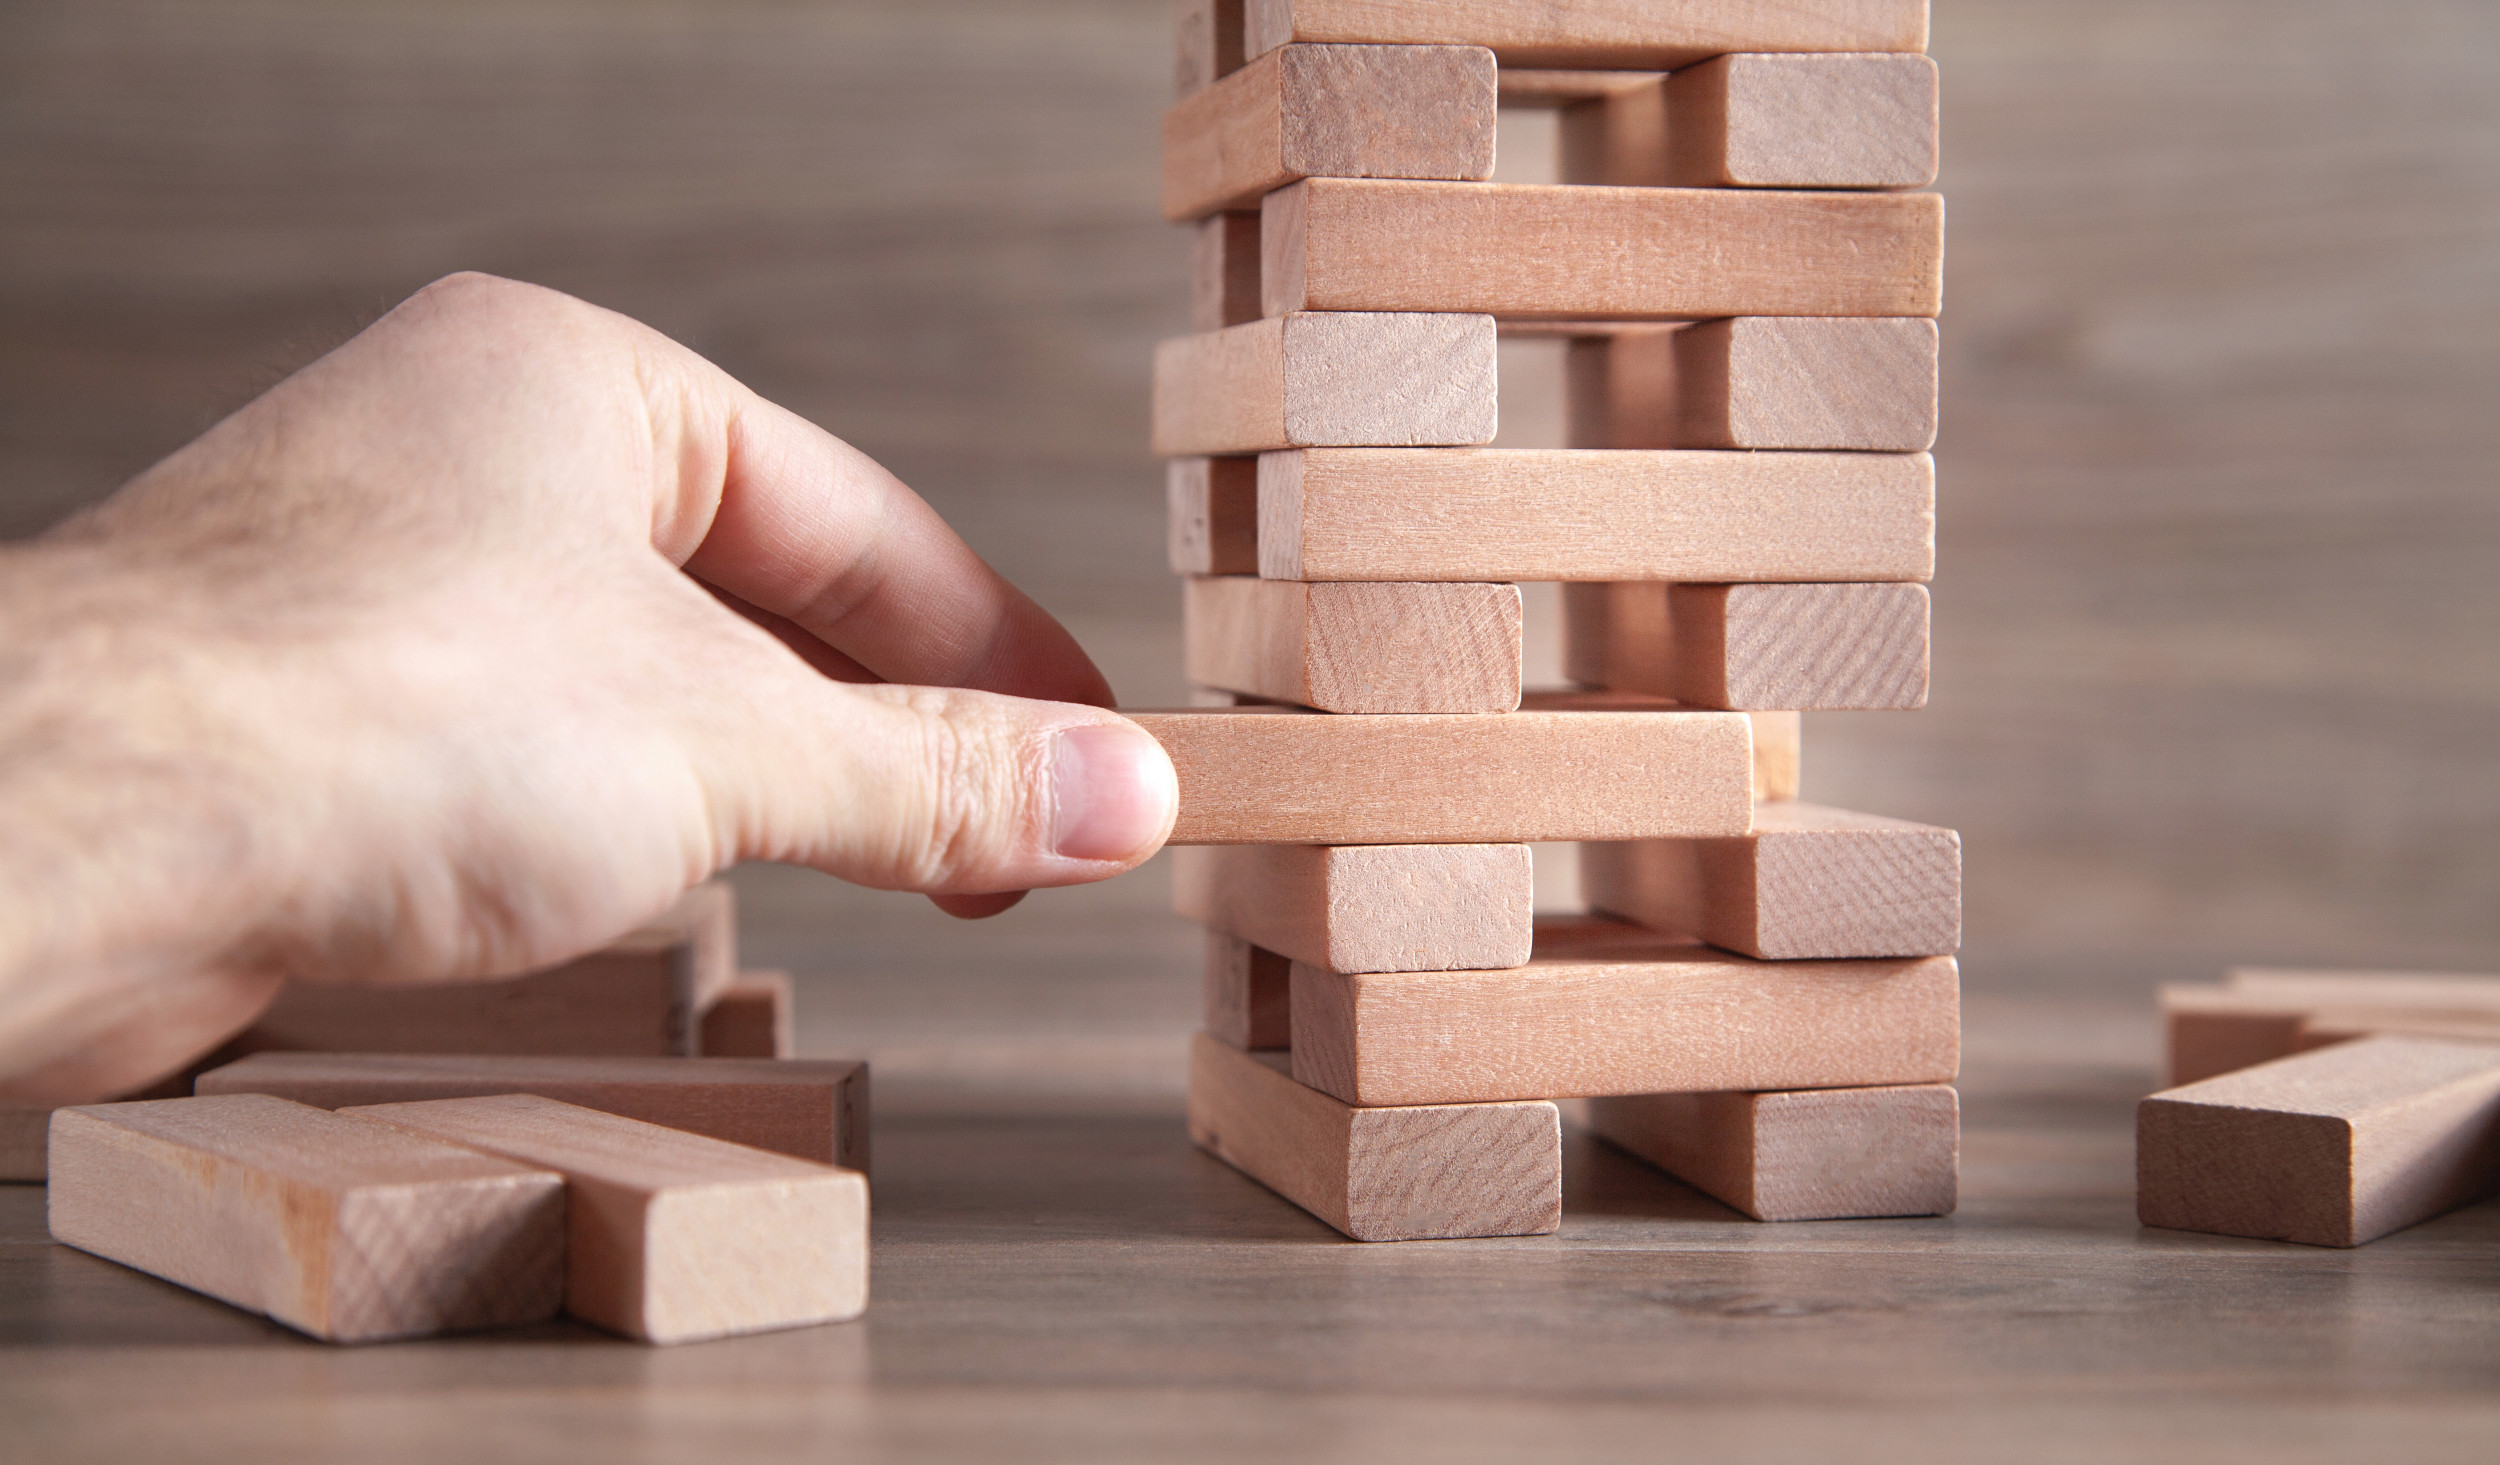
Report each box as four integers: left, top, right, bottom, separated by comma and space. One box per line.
1186, 1033, 1560, 1241
2228, 967, 2500, 1008
1183, 576, 1522, 712
1565, 319, 1938, 452
699, 971, 795, 1059
1561, 54, 1939, 189
1190, 211, 1264, 331
348, 1094, 868, 1343
1203, 932, 1292, 1050
1167, 456, 1260, 576
2, 1104, 49, 1183
2299, 1011, 2500, 1050
1563, 581, 1929, 710
1496, 69, 1661, 107
1152, 312, 1497, 455
1173, 842, 1533, 974
2137, 1036, 2500, 1247
2161, 974, 2500, 1086
46, 1095, 564, 1342
1262, 178, 1944, 319
1588, 1082, 1958, 1220
1246, 0, 1930, 70
1173, 0, 1246, 97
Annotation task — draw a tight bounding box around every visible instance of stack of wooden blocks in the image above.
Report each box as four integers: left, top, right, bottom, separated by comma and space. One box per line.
1145, 1, 1961, 1239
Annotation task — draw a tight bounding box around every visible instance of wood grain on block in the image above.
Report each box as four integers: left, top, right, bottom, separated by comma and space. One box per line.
1184, 576, 1522, 713
1563, 581, 1929, 710
1204, 932, 1292, 1050
1257, 447, 1934, 583
1245, 0, 1929, 69
198, 1053, 870, 1174
2162, 974, 2500, 1086
1128, 701, 1753, 844
699, 971, 794, 1059
1588, 1083, 1958, 1220
1752, 710, 1801, 803
348, 1094, 868, 1343
2, 1104, 49, 1182
46, 1095, 564, 1342
1566, 319, 1938, 453
1163, 43, 1495, 220
1261, 179, 1944, 320
1187, 1033, 1560, 1241
1167, 456, 1260, 576
1173, 0, 1245, 96
1584, 801, 1960, 960
2137, 1037, 2500, 1247
1173, 842, 1533, 974
1561, 54, 1938, 189
1291, 918, 1959, 1104
1191, 211, 1264, 331
1153, 312, 1497, 455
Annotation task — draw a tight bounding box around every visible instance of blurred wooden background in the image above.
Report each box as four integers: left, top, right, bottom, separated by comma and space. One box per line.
3, 0, 2495, 999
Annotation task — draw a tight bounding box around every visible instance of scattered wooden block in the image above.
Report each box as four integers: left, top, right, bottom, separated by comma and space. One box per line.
1173, 0, 1246, 97
1187, 1033, 1560, 1240
1588, 1082, 1959, 1220
1291, 917, 1959, 1104
2, 1103, 50, 1182
1565, 319, 1938, 452
1167, 456, 1260, 576
2230, 967, 2500, 1009
1256, 447, 1934, 582
46, 1095, 565, 1342
1583, 801, 1960, 960
1564, 581, 1930, 710
1262, 179, 1944, 319
1164, 43, 1495, 220
348, 1094, 868, 1343
1183, 576, 1522, 712
1560, 53, 1939, 190
1173, 842, 1533, 974
2300, 1011, 2500, 1050
1244, 0, 1930, 70
2137, 1036, 2500, 1247
1751, 709, 1801, 803
2162, 972, 2500, 1086
1191, 211, 1264, 331
1153, 312, 1497, 455
699, 971, 795, 1059
1204, 932, 1292, 1050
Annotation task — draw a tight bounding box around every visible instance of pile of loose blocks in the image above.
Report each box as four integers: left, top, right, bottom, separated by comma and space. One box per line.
9, 882, 874, 1343
1143, 0, 1961, 1240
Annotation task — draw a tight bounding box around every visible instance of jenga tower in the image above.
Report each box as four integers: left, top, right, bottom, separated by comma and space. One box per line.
1149, 0, 1959, 1240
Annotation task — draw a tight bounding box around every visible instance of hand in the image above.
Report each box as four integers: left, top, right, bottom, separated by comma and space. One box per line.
0, 273, 1177, 1103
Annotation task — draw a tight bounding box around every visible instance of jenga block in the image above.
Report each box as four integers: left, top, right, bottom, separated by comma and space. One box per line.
1173, 842, 1533, 974
1497, 69, 1662, 107
1751, 709, 1801, 803
2137, 1037, 2500, 1247
197, 1052, 871, 1174
1174, 0, 1246, 96
1257, 448, 1933, 583
46, 1095, 564, 1342
3, 1103, 50, 1182
1187, 1033, 1560, 1240
1153, 313, 1497, 455
1191, 211, 1264, 331
1588, 1083, 1959, 1220
699, 971, 794, 1059
1583, 801, 1960, 960
1561, 54, 1939, 190
1291, 918, 1959, 1104
2229, 967, 2500, 1009
1204, 932, 1292, 1050
1245, 0, 1930, 70
1564, 581, 1929, 710
1167, 456, 1260, 575
1183, 576, 1522, 712
2300, 1012, 2500, 1050
348, 1094, 868, 1343
2162, 987, 2318, 1087
2162, 974, 2500, 1086
1129, 698, 1753, 844
1164, 43, 1495, 220
1262, 179, 1944, 319
1566, 319, 1938, 453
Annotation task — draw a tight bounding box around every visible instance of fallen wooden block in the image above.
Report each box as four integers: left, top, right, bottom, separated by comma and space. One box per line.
1173, 0, 1246, 97
1174, 842, 1533, 974
1167, 456, 1260, 575
699, 971, 794, 1059
2, 1103, 50, 1182
2162, 972, 2500, 1086
1164, 42, 1494, 219
1564, 580, 1930, 710
47, 1095, 564, 1342
1588, 1083, 1959, 1220
1153, 312, 1497, 455
197, 1052, 870, 1173
1560, 53, 1939, 190
1184, 576, 1521, 713
1191, 211, 1264, 330
1583, 801, 1960, 960
1565, 319, 1938, 453
1187, 1033, 1560, 1240
1292, 917, 1959, 1104
1751, 709, 1800, 803
2137, 1036, 2500, 1247
2230, 967, 2500, 1008
1257, 447, 1934, 583
1262, 179, 1944, 319
1204, 932, 1292, 1050
1245, 0, 1930, 70
2300, 1011, 2500, 1050
349, 1094, 868, 1343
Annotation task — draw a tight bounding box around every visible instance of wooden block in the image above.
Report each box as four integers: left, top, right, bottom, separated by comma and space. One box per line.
1257, 447, 1934, 582
3, 1103, 49, 1182
2162, 973, 2500, 1085
1187, 1033, 1560, 1240
2300, 1012, 2500, 1050
1174, 842, 1533, 974
46, 1095, 564, 1342
1204, 932, 1292, 1050
1588, 1083, 1958, 1220
1167, 456, 1260, 576
1191, 211, 1264, 331
1563, 581, 1929, 710
1164, 43, 1495, 220
1183, 576, 1522, 712
1498, 69, 1662, 108
1292, 918, 1960, 1104
2229, 967, 2500, 1009
348, 1094, 868, 1343
1565, 319, 1939, 453
1583, 801, 1960, 960
1262, 179, 1944, 319
1174, 0, 1246, 97
1245, 0, 1930, 70
197, 1052, 870, 1174
699, 971, 794, 1059
1152, 312, 1497, 455
1561, 54, 1939, 190
2137, 1036, 2500, 1247
1128, 698, 1753, 844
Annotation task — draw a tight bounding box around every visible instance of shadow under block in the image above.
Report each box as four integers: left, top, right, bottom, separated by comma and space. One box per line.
1128, 703, 1753, 844
1173, 842, 1533, 973
1256, 448, 1934, 582
347, 1094, 868, 1343
46, 1095, 565, 1342
699, 971, 794, 1059
1261, 179, 1944, 319
1565, 319, 1939, 453
1163, 42, 1495, 220
1563, 581, 1930, 710
1167, 456, 1259, 575
1582, 801, 1961, 960
1244, 0, 1930, 70
1291, 920, 1960, 1105
1152, 312, 1497, 455
2161, 972, 2500, 1086
1186, 1034, 1561, 1241
2137, 1037, 2500, 1248
1588, 1083, 1959, 1221
1204, 932, 1292, 1050
1191, 211, 1264, 331
1559, 53, 1939, 190
1183, 576, 1523, 713
1173, 0, 1246, 97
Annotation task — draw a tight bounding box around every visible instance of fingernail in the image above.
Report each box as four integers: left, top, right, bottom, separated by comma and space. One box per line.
1052, 723, 1178, 862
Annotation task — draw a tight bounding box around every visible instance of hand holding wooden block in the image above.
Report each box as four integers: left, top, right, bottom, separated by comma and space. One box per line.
1174, 842, 1533, 974
1244, 0, 1930, 70
1566, 319, 1938, 453
1589, 1083, 1959, 1220
1561, 54, 1939, 190
1153, 312, 1497, 455
1564, 581, 1931, 710
1184, 576, 1522, 713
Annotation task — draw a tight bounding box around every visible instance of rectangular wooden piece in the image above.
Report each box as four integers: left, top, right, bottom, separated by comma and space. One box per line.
1191, 211, 1264, 331
1167, 456, 1260, 576
1245, 0, 1930, 70
1564, 581, 1930, 709
700, 971, 794, 1059
1174, 0, 1246, 97
1566, 319, 1938, 452
1184, 576, 1522, 712
2163, 971, 2500, 1086
1588, 1083, 1958, 1220
1153, 312, 1497, 455
1204, 932, 1292, 1050
1561, 53, 1939, 190
1174, 842, 1533, 973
